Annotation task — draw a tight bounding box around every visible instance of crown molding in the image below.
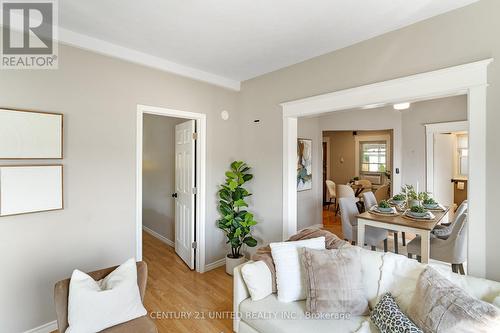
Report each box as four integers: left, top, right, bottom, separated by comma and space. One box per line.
57, 27, 241, 91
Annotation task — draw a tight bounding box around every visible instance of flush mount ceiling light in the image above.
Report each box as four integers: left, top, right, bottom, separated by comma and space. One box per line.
361, 103, 386, 110
393, 102, 411, 110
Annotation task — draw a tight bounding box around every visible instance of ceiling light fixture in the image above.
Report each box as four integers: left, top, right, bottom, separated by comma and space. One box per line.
361, 103, 386, 110
393, 102, 411, 110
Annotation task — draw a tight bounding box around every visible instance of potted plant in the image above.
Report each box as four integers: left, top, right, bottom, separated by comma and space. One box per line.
377, 200, 393, 213
217, 161, 258, 275
409, 205, 428, 218
401, 185, 420, 207
391, 193, 406, 206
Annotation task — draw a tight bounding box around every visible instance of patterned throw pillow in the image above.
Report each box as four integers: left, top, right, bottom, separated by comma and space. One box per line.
371, 293, 422, 333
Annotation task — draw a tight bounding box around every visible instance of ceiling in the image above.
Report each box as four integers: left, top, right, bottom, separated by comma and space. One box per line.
58, 0, 478, 89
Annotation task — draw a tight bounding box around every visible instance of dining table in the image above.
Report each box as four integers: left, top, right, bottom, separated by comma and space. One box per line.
356, 206, 450, 263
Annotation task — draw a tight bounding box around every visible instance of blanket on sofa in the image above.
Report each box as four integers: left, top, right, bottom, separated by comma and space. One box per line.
251, 227, 347, 292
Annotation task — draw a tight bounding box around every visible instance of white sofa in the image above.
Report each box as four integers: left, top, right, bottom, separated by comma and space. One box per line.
233, 248, 500, 333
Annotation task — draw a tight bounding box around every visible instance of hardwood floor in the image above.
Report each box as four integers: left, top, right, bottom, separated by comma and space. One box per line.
142, 232, 233, 333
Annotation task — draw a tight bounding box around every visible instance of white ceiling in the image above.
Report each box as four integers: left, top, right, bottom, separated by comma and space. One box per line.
58, 0, 478, 89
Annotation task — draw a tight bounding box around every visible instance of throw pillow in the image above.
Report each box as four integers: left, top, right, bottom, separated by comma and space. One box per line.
241, 261, 273, 301
301, 247, 369, 315
269, 236, 325, 302
66, 258, 147, 333
371, 293, 423, 333
408, 267, 500, 333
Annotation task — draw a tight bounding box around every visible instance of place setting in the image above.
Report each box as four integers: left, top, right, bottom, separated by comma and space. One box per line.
368, 200, 399, 217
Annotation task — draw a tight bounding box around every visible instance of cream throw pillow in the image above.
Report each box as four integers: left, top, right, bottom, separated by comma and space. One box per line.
408, 267, 500, 333
241, 261, 273, 301
270, 237, 325, 302
66, 258, 147, 333
301, 247, 369, 315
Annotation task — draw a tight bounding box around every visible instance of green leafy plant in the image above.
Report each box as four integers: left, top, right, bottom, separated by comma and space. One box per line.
392, 193, 406, 201
410, 205, 427, 214
423, 197, 437, 205
401, 185, 417, 200
217, 161, 258, 259
378, 200, 391, 209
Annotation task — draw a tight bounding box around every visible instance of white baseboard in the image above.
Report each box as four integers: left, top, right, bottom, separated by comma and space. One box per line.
142, 226, 174, 247
24, 320, 57, 333
204, 258, 226, 272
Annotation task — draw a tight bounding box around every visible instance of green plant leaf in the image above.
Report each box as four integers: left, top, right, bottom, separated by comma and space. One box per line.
242, 174, 253, 182
243, 237, 257, 247
234, 228, 242, 237
234, 199, 248, 207
225, 171, 237, 179
228, 180, 238, 191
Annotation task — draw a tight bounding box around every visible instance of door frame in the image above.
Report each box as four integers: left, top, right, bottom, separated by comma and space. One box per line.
425, 121, 468, 197
281, 59, 492, 278
136, 104, 206, 273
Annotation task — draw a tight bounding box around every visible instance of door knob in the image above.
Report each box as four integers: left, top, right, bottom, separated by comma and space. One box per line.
172, 193, 178, 198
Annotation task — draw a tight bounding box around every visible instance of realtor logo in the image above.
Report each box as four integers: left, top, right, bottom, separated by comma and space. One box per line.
1, 0, 58, 69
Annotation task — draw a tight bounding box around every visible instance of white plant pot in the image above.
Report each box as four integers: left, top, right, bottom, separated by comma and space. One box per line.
226, 254, 246, 275
409, 199, 421, 208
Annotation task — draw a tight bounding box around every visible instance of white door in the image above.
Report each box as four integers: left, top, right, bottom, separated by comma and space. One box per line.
433, 133, 455, 206
174, 120, 196, 269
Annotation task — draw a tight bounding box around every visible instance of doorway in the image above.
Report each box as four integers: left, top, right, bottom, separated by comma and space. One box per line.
136, 105, 207, 273
425, 121, 468, 209
281, 59, 492, 277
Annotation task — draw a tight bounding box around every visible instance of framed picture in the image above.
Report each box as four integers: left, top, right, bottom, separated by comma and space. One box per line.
0, 165, 63, 216
0, 108, 63, 159
297, 138, 312, 191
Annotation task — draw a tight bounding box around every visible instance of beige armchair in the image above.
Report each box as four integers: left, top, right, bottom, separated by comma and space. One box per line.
356, 179, 372, 195
374, 184, 390, 202
54, 261, 157, 333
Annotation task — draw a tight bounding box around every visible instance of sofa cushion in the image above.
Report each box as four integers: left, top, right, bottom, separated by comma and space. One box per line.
270, 237, 325, 302
378, 252, 425, 313
239, 294, 378, 333
370, 293, 422, 333
251, 228, 348, 293
241, 261, 273, 301
408, 267, 500, 333
301, 247, 368, 315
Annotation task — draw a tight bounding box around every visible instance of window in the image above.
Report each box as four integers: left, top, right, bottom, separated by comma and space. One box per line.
457, 134, 468, 176
360, 141, 387, 173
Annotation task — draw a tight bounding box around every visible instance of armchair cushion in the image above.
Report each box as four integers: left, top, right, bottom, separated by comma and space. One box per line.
65, 258, 147, 333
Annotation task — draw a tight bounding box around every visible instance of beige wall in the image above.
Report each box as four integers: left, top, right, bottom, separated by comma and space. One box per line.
324, 130, 392, 186
401, 96, 467, 187
297, 117, 322, 230
238, 0, 500, 281
0, 43, 239, 332
143, 114, 185, 242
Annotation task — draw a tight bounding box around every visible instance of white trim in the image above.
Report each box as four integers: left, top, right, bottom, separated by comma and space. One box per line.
281, 59, 492, 278
137, 105, 207, 273
425, 121, 468, 195
204, 258, 226, 271
354, 134, 391, 178
59, 29, 240, 91
23, 321, 57, 333
143, 226, 174, 248
322, 136, 331, 183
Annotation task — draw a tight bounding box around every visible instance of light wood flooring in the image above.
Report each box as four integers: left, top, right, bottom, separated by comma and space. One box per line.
142, 231, 233, 333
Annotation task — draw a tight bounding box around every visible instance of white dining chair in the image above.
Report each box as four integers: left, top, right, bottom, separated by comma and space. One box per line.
432, 200, 468, 239
362, 191, 399, 253
408, 213, 468, 274
336, 184, 359, 215
339, 197, 388, 251
325, 180, 337, 212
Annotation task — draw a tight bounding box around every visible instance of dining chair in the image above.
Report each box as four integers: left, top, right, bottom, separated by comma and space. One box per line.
356, 179, 372, 196
374, 184, 390, 202
336, 184, 359, 215
339, 197, 388, 251
325, 180, 337, 212
432, 200, 468, 239
362, 191, 401, 254
407, 213, 468, 275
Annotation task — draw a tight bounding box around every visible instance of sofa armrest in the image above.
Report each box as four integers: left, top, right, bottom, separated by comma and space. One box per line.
233, 261, 252, 332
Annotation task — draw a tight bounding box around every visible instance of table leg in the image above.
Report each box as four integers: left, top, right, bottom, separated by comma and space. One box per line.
357, 219, 366, 249
420, 230, 431, 264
